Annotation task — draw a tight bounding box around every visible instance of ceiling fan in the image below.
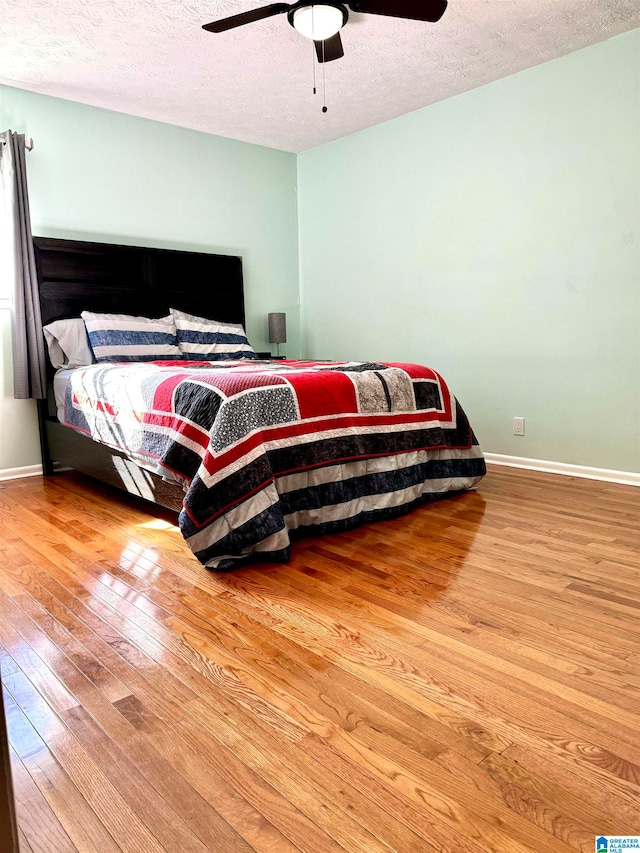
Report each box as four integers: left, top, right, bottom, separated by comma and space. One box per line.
202, 1, 449, 64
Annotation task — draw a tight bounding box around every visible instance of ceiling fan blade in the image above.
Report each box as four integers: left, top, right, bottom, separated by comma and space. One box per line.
203, 3, 290, 33
348, 0, 448, 24
314, 32, 344, 63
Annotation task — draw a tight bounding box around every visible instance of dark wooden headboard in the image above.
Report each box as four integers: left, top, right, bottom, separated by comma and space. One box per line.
34, 236, 245, 328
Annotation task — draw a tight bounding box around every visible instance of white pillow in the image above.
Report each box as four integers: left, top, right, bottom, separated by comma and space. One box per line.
43, 318, 94, 369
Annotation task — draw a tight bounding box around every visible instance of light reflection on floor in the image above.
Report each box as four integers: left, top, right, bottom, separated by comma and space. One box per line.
138, 519, 179, 532
117, 542, 164, 577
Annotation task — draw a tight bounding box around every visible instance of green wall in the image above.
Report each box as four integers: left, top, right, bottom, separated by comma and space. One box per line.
2, 31, 638, 475
298, 31, 640, 473
0, 86, 299, 470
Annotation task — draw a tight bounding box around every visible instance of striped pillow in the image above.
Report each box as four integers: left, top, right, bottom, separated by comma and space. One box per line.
170, 308, 258, 361
81, 311, 182, 362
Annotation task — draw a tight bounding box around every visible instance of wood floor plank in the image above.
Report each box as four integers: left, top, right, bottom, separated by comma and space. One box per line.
304, 556, 640, 699
184, 696, 432, 853
474, 750, 634, 837
5, 585, 300, 851
3, 667, 167, 853
173, 707, 349, 853
194, 584, 505, 768
0, 467, 637, 853
20, 584, 262, 850
287, 561, 640, 717
185, 691, 437, 853
59, 704, 245, 853
9, 743, 78, 853
2, 545, 198, 708
268, 594, 640, 777
112, 694, 300, 853
300, 729, 509, 853
500, 742, 640, 829
3, 688, 122, 853
303, 719, 580, 853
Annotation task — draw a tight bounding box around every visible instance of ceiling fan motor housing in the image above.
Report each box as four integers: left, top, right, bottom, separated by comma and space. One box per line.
287, 2, 349, 40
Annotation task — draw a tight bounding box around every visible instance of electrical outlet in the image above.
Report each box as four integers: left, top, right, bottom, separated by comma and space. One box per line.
513, 417, 525, 436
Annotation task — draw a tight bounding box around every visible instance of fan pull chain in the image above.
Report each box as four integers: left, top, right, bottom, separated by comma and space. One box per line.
322, 41, 328, 113
312, 6, 317, 94
312, 40, 317, 94
308, 6, 327, 114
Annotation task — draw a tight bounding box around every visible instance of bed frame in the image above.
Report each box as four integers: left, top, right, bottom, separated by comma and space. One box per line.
35, 236, 250, 511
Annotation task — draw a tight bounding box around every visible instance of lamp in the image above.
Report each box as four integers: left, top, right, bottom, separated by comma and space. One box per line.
268, 313, 287, 357
289, 3, 348, 41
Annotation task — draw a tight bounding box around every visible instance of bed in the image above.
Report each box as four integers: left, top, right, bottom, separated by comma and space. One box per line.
36, 236, 486, 570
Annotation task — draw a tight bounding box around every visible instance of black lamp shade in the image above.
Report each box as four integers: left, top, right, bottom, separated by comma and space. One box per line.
268, 313, 287, 344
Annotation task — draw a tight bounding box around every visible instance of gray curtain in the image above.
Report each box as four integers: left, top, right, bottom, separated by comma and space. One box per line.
0, 129, 46, 399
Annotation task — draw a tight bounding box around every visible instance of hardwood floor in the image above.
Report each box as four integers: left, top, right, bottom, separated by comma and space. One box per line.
0, 465, 638, 853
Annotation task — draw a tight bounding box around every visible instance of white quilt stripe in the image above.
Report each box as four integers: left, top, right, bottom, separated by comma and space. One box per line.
283, 478, 460, 531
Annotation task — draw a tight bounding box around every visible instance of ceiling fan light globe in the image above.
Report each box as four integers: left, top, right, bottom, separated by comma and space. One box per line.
293, 5, 345, 40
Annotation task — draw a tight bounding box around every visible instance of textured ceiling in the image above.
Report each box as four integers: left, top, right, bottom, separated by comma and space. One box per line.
0, 0, 637, 152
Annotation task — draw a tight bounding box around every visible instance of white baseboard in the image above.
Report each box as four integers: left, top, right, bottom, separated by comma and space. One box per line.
1, 455, 637, 488
0, 464, 43, 482
485, 453, 640, 487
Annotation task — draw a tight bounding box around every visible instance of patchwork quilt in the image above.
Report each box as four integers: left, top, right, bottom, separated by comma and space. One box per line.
60, 359, 486, 569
